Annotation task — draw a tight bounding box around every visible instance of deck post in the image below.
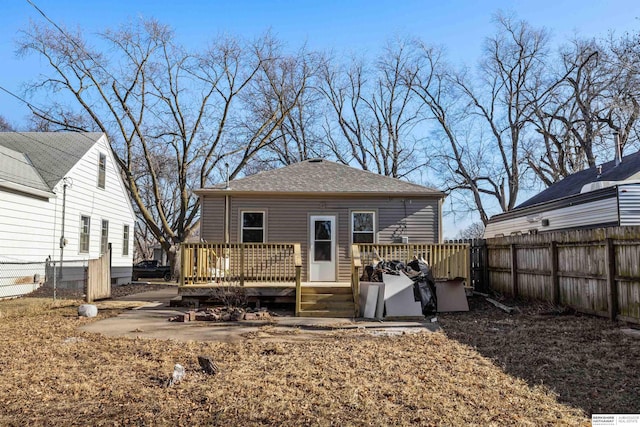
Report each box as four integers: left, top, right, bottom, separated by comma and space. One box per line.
294, 243, 302, 316
180, 243, 186, 287
351, 244, 362, 317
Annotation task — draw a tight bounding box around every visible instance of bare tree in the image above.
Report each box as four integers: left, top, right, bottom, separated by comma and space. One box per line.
319, 39, 427, 178
18, 19, 307, 273
0, 115, 15, 131
526, 35, 640, 186
455, 222, 485, 240
411, 15, 552, 224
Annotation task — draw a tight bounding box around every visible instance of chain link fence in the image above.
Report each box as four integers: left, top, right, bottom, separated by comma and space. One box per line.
0, 259, 89, 300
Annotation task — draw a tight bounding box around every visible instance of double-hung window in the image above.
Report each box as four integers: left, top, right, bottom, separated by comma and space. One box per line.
122, 225, 130, 256
97, 153, 106, 189
100, 220, 109, 255
80, 216, 91, 253
241, 212, 265, 243
352, 211, 375, 243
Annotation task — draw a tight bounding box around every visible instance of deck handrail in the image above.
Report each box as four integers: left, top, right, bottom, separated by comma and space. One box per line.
356, 243, 471, 284
181, 242, 299, 286
351, 244, 362, 317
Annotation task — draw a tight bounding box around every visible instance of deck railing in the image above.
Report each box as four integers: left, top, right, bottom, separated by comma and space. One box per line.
355, 243, 470, 282
181, 242, 302, 287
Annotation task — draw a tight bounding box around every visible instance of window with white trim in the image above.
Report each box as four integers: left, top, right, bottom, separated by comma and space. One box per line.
80, 216, 91, 253
100, 220, 109, 255
98, 153, 106, 189
352, 211, 375, 243
241, 212, 264, 243
122, 224, 130, 256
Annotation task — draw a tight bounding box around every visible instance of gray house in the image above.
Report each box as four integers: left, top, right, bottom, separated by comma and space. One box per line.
196, 158, 445, 283
485, 150, 640, 238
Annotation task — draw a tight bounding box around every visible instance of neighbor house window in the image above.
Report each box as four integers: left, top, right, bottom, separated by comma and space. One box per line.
98, 153, 106, 189
352, 211, 375, 243
80, 216, 91, 253
122, 224, 129, 256
241, 212, 264, 243
100, 220, 109, 255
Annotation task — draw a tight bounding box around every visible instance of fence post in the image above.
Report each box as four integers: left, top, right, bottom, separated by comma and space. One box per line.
482, 240, 490, 292
550, 241, 559, 305
510, 243, 518, 297
605, 238, 618, 321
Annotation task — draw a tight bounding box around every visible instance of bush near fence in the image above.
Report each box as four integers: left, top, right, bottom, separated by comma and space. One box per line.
484, 226, 640, 324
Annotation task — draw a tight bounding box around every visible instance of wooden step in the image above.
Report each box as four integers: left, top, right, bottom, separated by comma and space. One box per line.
301, 286, 352, 295
300, 292, 353, 302
298, 285, 355, 317
297, 309, 355, 318
300, 301, 355, 311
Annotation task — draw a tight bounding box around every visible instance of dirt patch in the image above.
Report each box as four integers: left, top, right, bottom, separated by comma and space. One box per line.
438, 295, 640, 416
0, 297, 587, 426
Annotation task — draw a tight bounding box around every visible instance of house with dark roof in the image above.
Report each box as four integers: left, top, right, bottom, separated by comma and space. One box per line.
484, 150, 640, 238
0, 132, 135, 297
196, 158, 445, 281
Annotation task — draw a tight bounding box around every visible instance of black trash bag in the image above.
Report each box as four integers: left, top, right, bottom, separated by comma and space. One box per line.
413, 279, 437, 316
407, 258, 437, 316
407, 258, 433, 279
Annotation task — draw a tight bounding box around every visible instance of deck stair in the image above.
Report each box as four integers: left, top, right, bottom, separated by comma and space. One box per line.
298, 285, 355, 318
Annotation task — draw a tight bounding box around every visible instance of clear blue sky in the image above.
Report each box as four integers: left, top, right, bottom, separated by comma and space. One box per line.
2, 0, 639, 127
1, 0, 639, 234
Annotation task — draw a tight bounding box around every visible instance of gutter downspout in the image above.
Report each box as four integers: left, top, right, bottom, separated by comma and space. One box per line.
224, 194, 230, 244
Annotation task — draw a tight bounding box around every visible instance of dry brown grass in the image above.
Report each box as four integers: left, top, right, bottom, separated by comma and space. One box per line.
439, 297, 640, 416
0, 298, 588, 426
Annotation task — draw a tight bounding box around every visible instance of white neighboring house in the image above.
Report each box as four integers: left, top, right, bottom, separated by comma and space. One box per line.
485, 150, 640, 238
0, 132, 135, 297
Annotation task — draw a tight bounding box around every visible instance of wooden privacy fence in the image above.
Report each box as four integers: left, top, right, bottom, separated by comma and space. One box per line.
486, 227, 640, 323
355, 243, 470, 282
86, 249, 111, 302
181, 242, 302, 286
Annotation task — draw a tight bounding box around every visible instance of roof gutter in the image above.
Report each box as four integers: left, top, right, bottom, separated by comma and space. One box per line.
195, 189, 446, 198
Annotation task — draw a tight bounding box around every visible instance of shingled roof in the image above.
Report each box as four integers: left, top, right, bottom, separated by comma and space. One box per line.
0, 132, 103, 190
517, 150, 640, 209
199, 158, 443, 196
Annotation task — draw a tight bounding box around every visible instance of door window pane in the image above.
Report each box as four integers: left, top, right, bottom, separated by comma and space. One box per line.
314, 242, 332, 261
315, 220, 331, 240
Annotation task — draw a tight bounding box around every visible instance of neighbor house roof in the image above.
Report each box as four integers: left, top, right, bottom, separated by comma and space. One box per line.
0, 132, 103, 190
197, 158, 444, 197
0, 144, 51, 194
517, 150, 640, 209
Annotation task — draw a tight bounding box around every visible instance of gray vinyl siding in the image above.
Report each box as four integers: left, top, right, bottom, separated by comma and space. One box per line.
201, 195, 440, 281
201, 197, 225, 241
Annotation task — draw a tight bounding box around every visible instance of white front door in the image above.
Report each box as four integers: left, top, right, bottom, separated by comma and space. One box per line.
309, 215, 336, 282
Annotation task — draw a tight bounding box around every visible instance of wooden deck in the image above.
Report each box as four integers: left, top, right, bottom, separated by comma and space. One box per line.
179, 241, 471, 317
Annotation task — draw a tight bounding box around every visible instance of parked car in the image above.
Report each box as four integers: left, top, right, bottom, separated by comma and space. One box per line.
132, 260, 172, 281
